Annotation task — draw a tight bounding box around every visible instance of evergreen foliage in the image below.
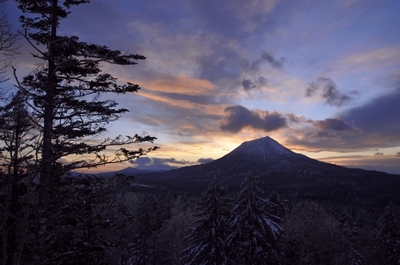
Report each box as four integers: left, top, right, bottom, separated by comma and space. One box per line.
226, 173, 283, 264
372, 202, 400, 264
129, 195, 162, 265
7, 1, 158, 262
0, 91, 38, 265
15, 0, 157, 173
180, 177, 232, 265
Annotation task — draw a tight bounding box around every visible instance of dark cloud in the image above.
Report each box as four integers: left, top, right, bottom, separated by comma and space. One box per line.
286, 88, 400, 152
220, 105, 287, 133
251, 50, 285, 71
197, 158, 214, 164
310, 118, 362, 142
314, 118, 356, 131
374, 152, 384, 156
239, 76, 269, 92
306, 77, 354, 107
261, 50, 285, 69
396, 152, 400, 158
241, 79, 257, 91
340, 87, 400, 138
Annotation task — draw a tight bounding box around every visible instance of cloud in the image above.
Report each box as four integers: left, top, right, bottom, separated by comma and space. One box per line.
220, 105, 288, 133
338, 47, 400, 73
189, 0, 280, 39
294, 118, 363, 147
197, 158, 214, 164
151, 91, 219, 105
189, 1, 289, 86
238, 76, 270, 92
130, 156, 195, 171
314, 131, 336, 138
251, 50, 286, 71
340, 87, 400, 139
126, 92, 224, 137
306, 77, 354, 107
196, 44, 249, 84
396, 152, 400, 158
382, 69, 400, 88
144, 75, 216, 95
258, 76, 268, 85
241, 79, 257, 91
285, 87, 400, 152
374, 152, 384, 156
314, 118, 357, 131
261, 50, 286, 69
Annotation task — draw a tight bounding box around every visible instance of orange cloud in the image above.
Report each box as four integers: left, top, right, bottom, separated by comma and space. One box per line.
144, 75, 216, 95
138, 91, 226, 116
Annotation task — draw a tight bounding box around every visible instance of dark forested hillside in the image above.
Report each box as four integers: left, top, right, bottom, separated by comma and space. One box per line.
135, 136, 400, 206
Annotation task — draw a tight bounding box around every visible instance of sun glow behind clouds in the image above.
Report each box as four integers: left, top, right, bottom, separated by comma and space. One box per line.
7, 0, 400, 174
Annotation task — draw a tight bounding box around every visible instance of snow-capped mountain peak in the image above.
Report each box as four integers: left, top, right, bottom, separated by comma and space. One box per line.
230, 136, 293, 160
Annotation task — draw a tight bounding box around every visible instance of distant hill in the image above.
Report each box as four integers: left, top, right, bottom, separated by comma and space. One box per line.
135, 136, 400, 205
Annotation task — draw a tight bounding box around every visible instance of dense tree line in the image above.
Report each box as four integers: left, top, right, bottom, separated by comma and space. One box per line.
1, 161, 399, 264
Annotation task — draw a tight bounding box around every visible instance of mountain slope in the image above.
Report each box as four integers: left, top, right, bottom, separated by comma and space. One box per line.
135, 136, 400, 205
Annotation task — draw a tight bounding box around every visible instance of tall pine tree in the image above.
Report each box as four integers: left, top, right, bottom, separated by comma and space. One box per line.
180, 177, 232, 265
226, 173, 283, 265
13, 1, 158, 262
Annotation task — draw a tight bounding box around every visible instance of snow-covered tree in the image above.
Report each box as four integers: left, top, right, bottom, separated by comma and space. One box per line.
180, 177, 232, 265
283, 201, 341, 265
372, 202, 400, 264
226, 173, 283, 265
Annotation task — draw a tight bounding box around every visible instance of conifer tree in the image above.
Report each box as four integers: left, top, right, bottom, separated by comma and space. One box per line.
0, 91, 37, 265
226, 173, 283, 265
13, 1, 158, 262
180, 177, 232, 265
372, 202, 400, 264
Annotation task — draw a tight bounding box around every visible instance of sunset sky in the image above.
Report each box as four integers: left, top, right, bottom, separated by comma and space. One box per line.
6, 0, 400, 174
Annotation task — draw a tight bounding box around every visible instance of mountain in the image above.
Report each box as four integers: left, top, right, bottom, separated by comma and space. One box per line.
137, 136, 400, 205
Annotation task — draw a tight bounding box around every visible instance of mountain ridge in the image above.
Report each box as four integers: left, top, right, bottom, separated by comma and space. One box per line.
132, 136, 400, 205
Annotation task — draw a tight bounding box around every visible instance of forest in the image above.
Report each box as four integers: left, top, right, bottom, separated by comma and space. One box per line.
2, 169, 400, 264
0, 1, 399, 264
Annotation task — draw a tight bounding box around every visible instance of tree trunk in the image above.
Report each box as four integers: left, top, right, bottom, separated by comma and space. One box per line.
35, 1, 58, 263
